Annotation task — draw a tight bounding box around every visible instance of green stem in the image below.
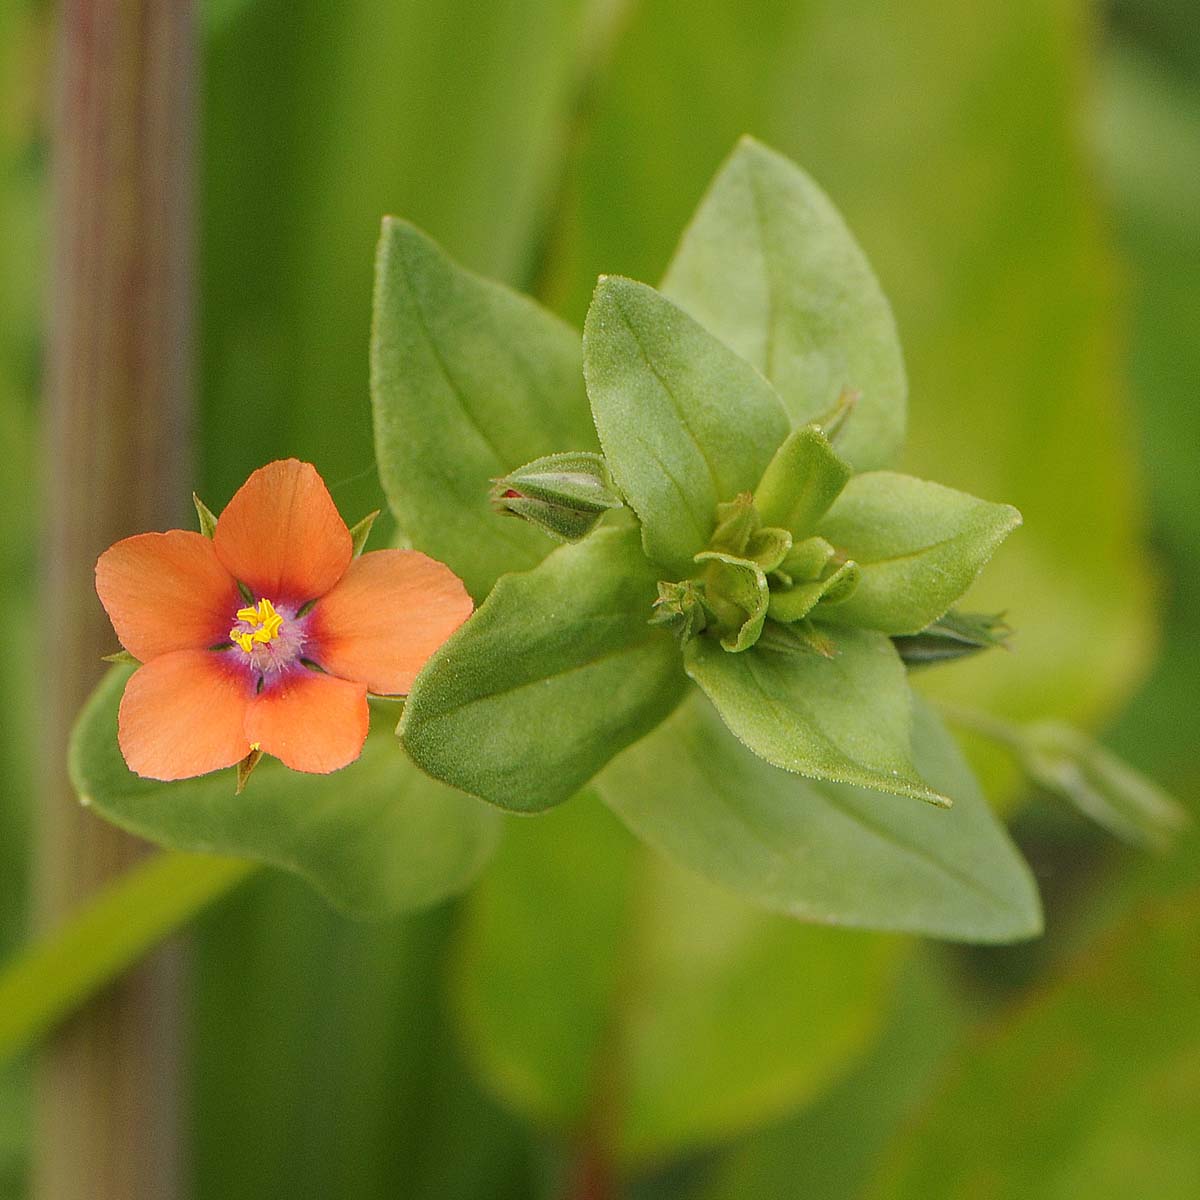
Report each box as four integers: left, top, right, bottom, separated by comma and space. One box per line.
0, 853, 257, 1067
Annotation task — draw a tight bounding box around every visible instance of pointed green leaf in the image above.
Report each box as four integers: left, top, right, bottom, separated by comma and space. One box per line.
371, 219, 597, 599
583, 276, 790, 576
0, 851, 256, 1064
818, 472, 1022, 635
399, 523, 687, 812
754, 425, 853, 537
663, 137, 907, 469
685, 629, 948, 805
596, 696, 1041, 943
69, 668, 501, 919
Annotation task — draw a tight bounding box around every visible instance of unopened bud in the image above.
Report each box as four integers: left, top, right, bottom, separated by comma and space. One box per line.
892, 610, 1010, 669
490, 451, 622, 542
650, 579, 708, 643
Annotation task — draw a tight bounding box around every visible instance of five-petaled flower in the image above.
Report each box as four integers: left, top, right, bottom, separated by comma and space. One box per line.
96, 459, 472, 780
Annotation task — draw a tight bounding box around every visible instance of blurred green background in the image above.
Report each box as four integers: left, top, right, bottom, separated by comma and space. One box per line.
1, 0, 1197, 1196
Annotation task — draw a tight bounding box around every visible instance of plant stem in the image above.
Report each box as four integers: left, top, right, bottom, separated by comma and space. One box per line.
37, 2, 196, 1197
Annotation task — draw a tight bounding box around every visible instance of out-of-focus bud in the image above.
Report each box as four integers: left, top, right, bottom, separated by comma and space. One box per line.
1020, 722, 1188, 852
892, 610, 1011, 668
490, 451, 622, 542
650, 579, 708, 643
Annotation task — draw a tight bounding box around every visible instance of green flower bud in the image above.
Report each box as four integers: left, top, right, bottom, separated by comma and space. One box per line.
694, 550, 769, 653
650, 579, 708, 643
892, 610, 1010, 669
708, 492, 792, 571
490, 451, 622, 543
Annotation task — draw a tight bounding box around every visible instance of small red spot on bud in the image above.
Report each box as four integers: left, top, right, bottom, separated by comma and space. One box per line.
502, 489, 522, 499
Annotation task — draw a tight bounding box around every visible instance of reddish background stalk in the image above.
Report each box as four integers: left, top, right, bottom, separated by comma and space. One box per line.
37, 1, 195, 1197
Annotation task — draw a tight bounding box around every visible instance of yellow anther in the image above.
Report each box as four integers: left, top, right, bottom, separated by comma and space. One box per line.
229, 598, 284, 655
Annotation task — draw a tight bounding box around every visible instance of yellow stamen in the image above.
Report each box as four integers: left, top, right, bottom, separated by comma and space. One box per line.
229, 598, 284, 654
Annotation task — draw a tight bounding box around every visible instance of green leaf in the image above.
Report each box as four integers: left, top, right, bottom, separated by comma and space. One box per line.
582, 275, 790, 576
371, 218, 597, 600
69, 667, 501, 920
596, 696, 1041, 942
754, 424, 852, 537
867, 884, 1200, 1200
685, 629, 948, 806
817, 472, 1022, 635
452, 794, 903, 1162
0, 851, 255, 1065
662, 136, 907, 470
399, 523, 687, 812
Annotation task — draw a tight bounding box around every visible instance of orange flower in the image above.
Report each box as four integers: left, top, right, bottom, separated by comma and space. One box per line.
95, 459, 473, 781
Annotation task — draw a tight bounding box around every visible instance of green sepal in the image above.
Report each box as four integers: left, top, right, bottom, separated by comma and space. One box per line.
101, 650, 140, 667
649, 579, 708, 644
766, 560, 860, 624
399, 523, 687, 812
347, 509, 381, 557
685, 629, 950, 806
490, 450, 622, 543
754, 425, 852, 538
892, 610, 1011, 669
694, 550, 769, 652
193, 493, 218, 539
234, 747, 264, 795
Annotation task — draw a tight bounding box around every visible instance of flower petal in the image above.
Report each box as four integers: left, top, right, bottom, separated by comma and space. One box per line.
118, 650, 253, 781
245, 669, 368, 774
213, 459, 352, 603
307, 549, 473, 695
97, 531, 241, 661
